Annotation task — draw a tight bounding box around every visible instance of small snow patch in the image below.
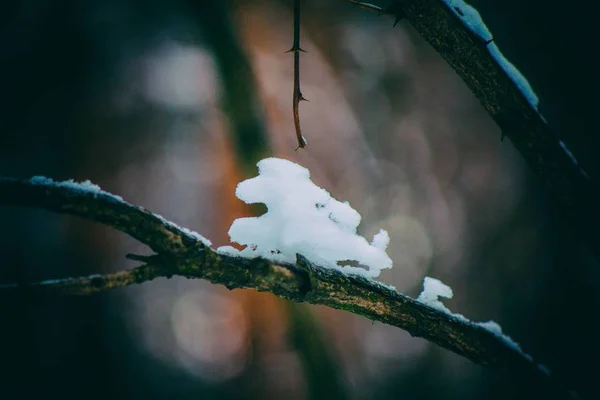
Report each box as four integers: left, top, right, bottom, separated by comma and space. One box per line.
442, 1, 540, 109
558, 140, 589, 179
416, 276, 532, 359
154, 214, 212, 247
225, 158, 393, 278
30, 176, 124, 202
443, 0, 493, 42
416, 277, 454, 314
488, 43, 539, 109
216, 245, 241, 257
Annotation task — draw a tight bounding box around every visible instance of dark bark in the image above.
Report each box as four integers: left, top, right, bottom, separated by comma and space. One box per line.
0, 177, 577, 399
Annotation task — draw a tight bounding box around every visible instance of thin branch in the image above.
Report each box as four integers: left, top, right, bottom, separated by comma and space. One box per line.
0, 177, 577, 399
0, 264, 165, 295
345, 0, 600, 261
288, 0, 308, 149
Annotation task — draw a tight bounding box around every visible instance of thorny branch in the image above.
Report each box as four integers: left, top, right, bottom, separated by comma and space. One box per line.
345, 0, 600, 263
288, 0, 308, 149
0, 177, 579, 400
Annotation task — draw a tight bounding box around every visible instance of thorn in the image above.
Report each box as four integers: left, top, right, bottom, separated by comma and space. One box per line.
286, 47, 307, 53
295, 136, 308, 150
383, 2, 405, 27
485, 38, 494, 45
299, 94, 309, 102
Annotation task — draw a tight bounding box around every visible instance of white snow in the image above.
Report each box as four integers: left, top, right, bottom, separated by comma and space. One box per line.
30, 176, 212, 247
442, 0, 539, 109
558, 140, 590, 179
538, 364, 551, 375
178, 226, 212, 247
475, 320, 531, 360
30, 176, 124, 202
371, 229, 390, 251
219, 157, 393, 278
154, 214, 213, 247
443, 0, 493, 42
559, 140, 577, 164
416, 276, 532, 359
488, 43, 539, 109
416, 277, 456, 315
216, 245, 241, 257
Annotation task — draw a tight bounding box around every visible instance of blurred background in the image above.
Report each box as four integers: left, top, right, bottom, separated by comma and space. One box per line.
1, 0, 599, 399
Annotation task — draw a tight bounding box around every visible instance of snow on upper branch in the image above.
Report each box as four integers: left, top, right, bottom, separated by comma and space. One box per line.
217, 158, 393, 278
442, 0, 539, 109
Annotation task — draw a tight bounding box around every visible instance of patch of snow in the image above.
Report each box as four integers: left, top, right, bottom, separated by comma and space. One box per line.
443, 0, 493, 42
226, 158, 393, 278
488, 43, 539, 109
30, 176, 124, 202
31, 176, 214, 248
558, 140, 590, 179
442, 1, 539, 109
216, 246, 241, 257
559, 140, 577, 164
179, 226, 212, 247
416, 276, 532, 359
377, 281, 398, 292
538, 364, 551, 376
39, 274, 102, 286
371, 229, 390, 251
154, 213, 212, 247
475, 320, 531, 360
416, 277, 454, 314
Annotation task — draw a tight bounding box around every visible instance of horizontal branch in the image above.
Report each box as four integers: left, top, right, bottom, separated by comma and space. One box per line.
0, 177, 576, 399
0, 264, 165, 295
346, 0, 600, 262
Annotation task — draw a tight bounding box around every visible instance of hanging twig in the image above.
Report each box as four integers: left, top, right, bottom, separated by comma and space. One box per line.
287, 0, 308, 149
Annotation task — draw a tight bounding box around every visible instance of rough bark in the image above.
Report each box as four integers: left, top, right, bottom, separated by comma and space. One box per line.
0, 177, 577, 399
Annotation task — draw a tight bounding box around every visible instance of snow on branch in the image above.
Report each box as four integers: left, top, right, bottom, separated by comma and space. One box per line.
217, 158, 392, 277
0, 164, 577, 399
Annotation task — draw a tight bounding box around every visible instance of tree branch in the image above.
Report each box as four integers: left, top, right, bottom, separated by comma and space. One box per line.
0, 177, 577, 399
345, 0, 600, 262
288, 0, 308, 149
0, 264, 165, 295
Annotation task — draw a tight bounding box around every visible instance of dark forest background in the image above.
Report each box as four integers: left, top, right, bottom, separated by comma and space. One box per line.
1, 0, 599, 399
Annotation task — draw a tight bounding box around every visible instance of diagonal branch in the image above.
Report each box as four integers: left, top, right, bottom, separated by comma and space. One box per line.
0, 177, 577, 399
345, 0, 600, 262
0, 178, 205, 256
